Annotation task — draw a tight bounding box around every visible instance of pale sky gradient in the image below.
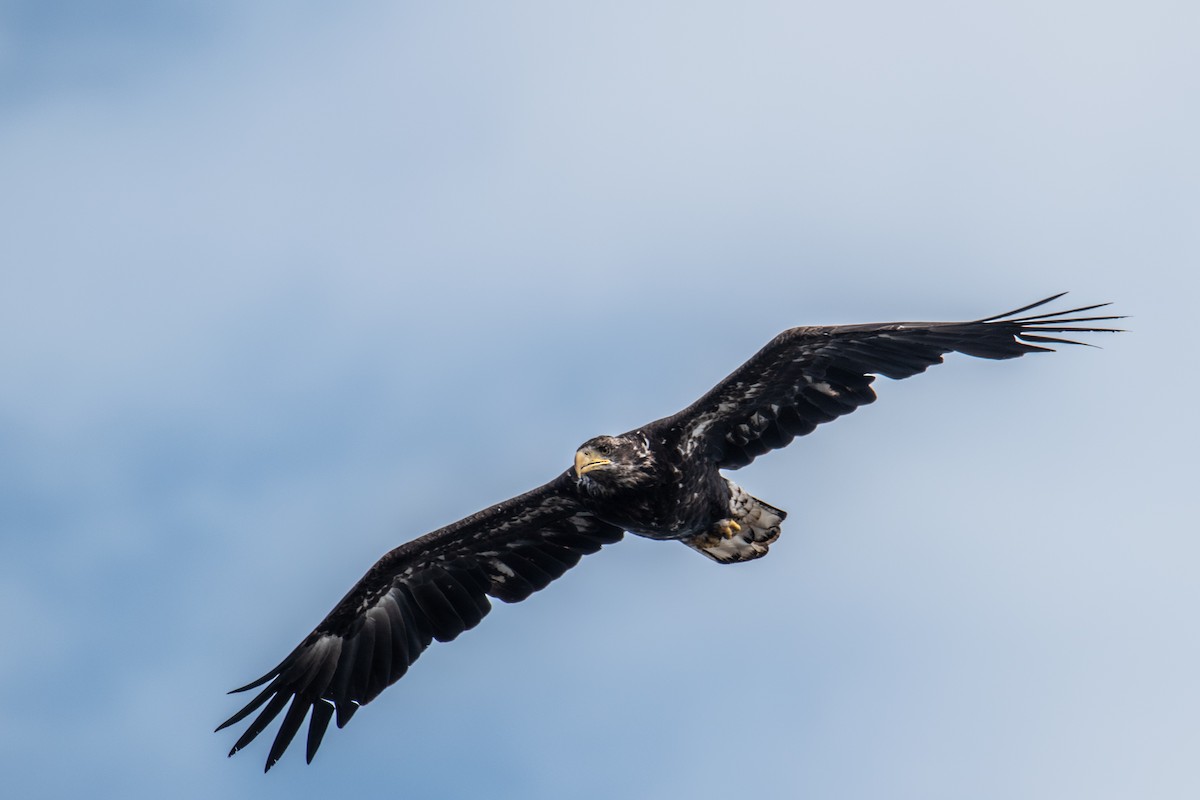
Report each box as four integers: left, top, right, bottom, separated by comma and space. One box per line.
2, 2, 1197, 798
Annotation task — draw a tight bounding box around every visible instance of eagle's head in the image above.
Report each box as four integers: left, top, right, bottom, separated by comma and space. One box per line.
573, 433, 655, 492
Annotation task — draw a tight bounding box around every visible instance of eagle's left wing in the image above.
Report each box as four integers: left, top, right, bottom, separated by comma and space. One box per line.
217, 473, 622, 771
657, 294, 1121, 469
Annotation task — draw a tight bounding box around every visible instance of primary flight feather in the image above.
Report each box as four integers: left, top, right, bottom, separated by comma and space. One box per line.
218, 293, 1121, 771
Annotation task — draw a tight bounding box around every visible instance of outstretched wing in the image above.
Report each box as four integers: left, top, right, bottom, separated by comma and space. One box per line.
658, 294, 1122, 469
217, 473, 622, 771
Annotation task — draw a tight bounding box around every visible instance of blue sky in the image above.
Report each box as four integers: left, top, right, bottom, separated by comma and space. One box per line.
1, 2, 1196, 797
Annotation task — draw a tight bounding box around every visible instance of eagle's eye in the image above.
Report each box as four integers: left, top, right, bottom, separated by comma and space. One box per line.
595, 441, 612, 456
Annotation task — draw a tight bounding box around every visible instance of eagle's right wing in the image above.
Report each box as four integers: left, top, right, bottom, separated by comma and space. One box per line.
658, 294, 1121, 469
217, 473, 622, 771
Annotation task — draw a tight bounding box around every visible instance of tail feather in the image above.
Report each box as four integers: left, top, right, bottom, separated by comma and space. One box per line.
684, 484, 786, 564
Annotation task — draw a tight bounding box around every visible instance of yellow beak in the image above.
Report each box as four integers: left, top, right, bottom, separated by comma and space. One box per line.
574, 449, 611, 478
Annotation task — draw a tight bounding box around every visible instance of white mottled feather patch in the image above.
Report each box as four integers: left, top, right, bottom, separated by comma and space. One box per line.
682, 480, 786, 564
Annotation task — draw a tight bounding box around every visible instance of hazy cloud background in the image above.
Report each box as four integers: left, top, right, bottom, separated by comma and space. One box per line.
1, 2, 1195, 797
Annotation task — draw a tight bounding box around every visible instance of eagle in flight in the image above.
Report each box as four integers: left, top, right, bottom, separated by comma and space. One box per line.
218, 294, 1120, 770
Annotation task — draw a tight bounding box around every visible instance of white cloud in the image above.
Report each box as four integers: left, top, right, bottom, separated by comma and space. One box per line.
0, 2, 1196, 798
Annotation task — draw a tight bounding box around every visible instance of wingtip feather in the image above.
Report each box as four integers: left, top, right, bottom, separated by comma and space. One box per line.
978, 292, 1069, 322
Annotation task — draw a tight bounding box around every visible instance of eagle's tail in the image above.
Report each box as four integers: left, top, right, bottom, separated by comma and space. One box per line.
683, 484, 786, 564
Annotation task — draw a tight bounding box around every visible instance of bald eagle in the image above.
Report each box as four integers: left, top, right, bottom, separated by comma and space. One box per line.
218, 294, 1120, 770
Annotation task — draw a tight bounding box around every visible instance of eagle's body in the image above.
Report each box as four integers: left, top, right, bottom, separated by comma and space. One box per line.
574, 430, 782, 561
218, 294, 1121, 771
576, 431, 727, 536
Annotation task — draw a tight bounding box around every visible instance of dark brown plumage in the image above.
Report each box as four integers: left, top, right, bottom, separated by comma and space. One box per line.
218, 293, 1121, 770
